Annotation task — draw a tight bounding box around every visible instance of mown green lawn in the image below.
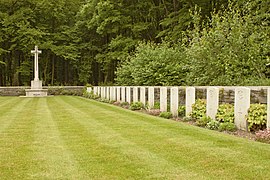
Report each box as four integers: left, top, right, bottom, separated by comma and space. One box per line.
0, 96, 270, 179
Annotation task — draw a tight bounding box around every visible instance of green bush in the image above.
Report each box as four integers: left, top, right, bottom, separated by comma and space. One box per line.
178, 105, 186, 117
246, 104, 267, 131
196, 115, 212, 127
153, 102, 160, 109
159, 112, 172, 119
120, 102, 130, 108
182, 116, 194, 122
206, 120, 220, 130
129, 102, 144, 111
218, 122, 237, 132
190, 99, 206, 120
216, 104, 234, 123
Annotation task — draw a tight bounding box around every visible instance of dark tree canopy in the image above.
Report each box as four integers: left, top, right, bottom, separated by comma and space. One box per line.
0, 0, 269, 86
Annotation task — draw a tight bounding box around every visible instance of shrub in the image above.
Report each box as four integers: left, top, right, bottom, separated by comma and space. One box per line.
246, 104, 267, 131
190, 99, 206, 120
178, 105, 186, 117
216, 104, 234, 123
255, 129, 270, 144
218, 122, 237, 132
152, 102, 160, 109
100, 98, 110, 103
182, 116, 194, 122
159, 112, 172, 119
206, 120, 220, 130
196, 115, 212, 127
129, 102, 144, 111
120, 102, 129, 108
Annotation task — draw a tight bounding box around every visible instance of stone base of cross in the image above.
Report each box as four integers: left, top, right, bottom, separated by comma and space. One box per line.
31, 80, 42, 90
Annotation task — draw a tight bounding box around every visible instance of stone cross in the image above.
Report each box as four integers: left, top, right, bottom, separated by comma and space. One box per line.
31, 46, 42, 81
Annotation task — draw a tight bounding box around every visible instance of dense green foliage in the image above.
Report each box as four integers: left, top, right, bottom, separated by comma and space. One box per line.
216, 104, 234, 123
116, 0, 270, 86
129, 102, 144, 111
159, 111, 173, 119
247, 104, 267, 131
1, 0, 269, 86
190, 99, 206, 120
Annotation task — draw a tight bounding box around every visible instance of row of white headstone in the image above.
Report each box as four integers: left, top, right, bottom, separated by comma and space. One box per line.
87, 86, 270, 131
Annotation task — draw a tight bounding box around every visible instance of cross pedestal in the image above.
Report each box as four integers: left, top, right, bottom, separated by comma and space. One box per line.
25, 45, 48, 97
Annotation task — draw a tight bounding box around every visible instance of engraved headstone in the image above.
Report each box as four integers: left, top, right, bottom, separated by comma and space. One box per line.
148, 87, 155, 109
126, 87, 131, 104
170, 87, 179, 117
106, 87, 110, 100
133, 87, 138, 102
121, 87, 126, 102
160, 87, 167, 112
206, 87, 219, 119
117, 87, 121, 102
186, 87, 195, 117
234, 87, 250, 130
140, 87, 146, 105
266, 88, 270, 130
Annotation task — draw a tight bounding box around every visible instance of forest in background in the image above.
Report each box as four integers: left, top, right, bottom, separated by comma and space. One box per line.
0, 0, 269, 86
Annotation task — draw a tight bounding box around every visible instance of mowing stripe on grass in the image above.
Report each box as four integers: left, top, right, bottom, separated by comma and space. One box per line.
0, 96, 270, 179
30, 98, 87, 179
48, 97, 197, 179
0, 98, 36, 178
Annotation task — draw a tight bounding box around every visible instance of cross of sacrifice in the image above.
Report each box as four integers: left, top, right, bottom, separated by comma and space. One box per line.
31, 46, 42, 81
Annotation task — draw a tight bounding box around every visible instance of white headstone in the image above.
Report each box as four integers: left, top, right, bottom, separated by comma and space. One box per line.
117, 87, 121, 102
160, 87, 167, 112
267, 88, 270, 129
94, 87, 98, 95
126, 87, 131, 104
186, 87, 196, 117
109, 87, 113, 100
121, 87, 126, 102
148, 87, 155, 109
170, 87, 179, 117
234, 87, 250, 131
140, 87, 146, 105
97, 87, 101, 96
133, 87, 138, 102
86, 87, 92, 93
206, 87, 219, 119
112, 87, 116, 101
106, 87, 110, 100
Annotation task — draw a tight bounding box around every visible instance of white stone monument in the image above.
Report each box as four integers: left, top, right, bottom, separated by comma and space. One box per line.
140, 87, 146, 105
133, 87, 138, 103
186, 87, 195, 117
170, 87, 179, 117
160, 87, 167, 112
25, 46, 48, 97
234, 87, 250, 130
121, 87, 126, 102
117, 87, 121, 102
148, 87, 155, 109
126, 87, 131, 104
267, 88, 270, 129
94, 87, 98, 95
106, 87, 110, 100
86, 87, 92, 93
206, 87, 219, 119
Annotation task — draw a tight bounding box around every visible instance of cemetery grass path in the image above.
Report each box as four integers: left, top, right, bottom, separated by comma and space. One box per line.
0, 96, 270, 179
